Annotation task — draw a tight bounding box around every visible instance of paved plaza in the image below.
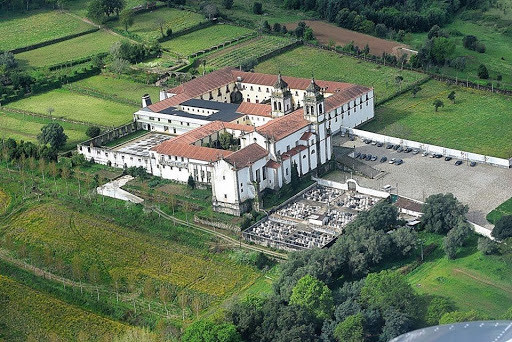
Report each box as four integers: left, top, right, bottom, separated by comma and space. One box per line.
113, 133, 172, 157
329, 136, 512, 229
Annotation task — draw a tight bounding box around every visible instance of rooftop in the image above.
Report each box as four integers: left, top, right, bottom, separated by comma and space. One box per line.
236, 102, 272, 117
256, 109, 310, 141
224, 143, 269, 170
151, 142, 232, 162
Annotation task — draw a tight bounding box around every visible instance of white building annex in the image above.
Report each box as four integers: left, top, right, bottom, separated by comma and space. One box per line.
78, 67, 375, 215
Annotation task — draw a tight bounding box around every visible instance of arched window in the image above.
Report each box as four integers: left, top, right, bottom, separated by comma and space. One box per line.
278, 102, 282, 111
319, 103, 323, 114
273, 101, 277, 110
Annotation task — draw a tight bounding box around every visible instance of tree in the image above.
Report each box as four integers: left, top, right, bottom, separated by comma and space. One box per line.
261, 20, 271, 33
187, 175, 196, 189
395, 75, 404, 91
433, 99, 444, 112
114, 328, 157, 342
182, 320, 242, 342
412, 85, 422, 97
252, 1, 263, 14
444, 218, 472, 259
222, 0, 233, 9
86, 126, 101, 138
478, 64, 489, 79
203, 3, 218, 20
219, 132, 234, 150
375, 23, 387, 38
289, 275, 333, 320
273, 22, 281, 33
38, 123, 68, 149
380, 309, 414, 341
439, 310, 481, 324
477, 237, 499, 255
334, 313, 364, 342
119, 8, 134, 31
110, 58, 130, 76
304, 27, 314, 41
390, 227, 417, 256
430, 37, 455, 64
155, 17, 166, 37
0, 52, 18, 69
290, 162, 299, 191
426, 297, 455, 326
491, 215, 512, 240
87, 0, 106, 22
421, 194, 468, 234
447, 91, 456, 104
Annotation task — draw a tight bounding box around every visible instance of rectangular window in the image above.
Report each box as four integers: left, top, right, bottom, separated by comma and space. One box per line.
263, 167, 267, 180
286, 168, 289, 176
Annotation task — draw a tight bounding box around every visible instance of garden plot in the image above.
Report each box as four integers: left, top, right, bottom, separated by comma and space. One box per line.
244, 185, 382, 250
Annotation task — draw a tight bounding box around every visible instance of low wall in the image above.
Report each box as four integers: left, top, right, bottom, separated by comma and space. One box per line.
194, 216, 238, 232
345, 128, 512, 168
312, 177, 391, 199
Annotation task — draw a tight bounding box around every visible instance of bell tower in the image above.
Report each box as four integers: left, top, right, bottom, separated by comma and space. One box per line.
303, 77, 325, 123
271, 73, 293, 118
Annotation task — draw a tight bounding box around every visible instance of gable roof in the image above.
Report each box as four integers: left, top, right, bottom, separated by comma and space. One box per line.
171, 121, 252, 145
256, 109, 309, 141
224, 143, 268, 170
151, 142, 232, 162
236, 102, 272, 117
324, 84, 373, 112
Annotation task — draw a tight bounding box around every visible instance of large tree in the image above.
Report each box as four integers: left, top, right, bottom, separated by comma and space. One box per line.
421, 193, 468, 234
119, 8, 134, 31
37, 123, 68, 149
334, 313, 364, 342
182, 320, 241, 342
289, 274, 334, 320
491, 215, 512, 241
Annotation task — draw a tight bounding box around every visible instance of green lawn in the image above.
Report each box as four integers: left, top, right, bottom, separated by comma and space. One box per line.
487, 197, 512, 224
0, 10, 94, 51
161, 24, 254, 56
15, 31, 121, 68
360, 79, 512, 158
112, 7, 205, 41
5, 88, 137, 127
255, 45, 427, 102
406, 233, 512, 318
71, 74, 160, 102
0, 111, 89, 150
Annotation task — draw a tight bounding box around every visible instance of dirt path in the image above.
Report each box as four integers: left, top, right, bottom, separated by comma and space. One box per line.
453, 268, 512, 294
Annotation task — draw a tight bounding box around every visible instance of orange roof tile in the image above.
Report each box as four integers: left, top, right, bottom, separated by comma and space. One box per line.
224, 143, 268, 170
170, 121, 252, 145
152, 142, 232, 161
256, 109, 309, 141
282, 145, 308, 159
236, 102, 272, 117
266, 159, 280, 169
324, 85, 373, 112
300, 132, 314, 140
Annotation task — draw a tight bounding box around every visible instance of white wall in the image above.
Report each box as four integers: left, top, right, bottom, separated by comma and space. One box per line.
347, 128, 511, 168
312, 177, 391, 199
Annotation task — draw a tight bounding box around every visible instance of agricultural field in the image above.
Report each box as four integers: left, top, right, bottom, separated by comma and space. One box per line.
15, 30, 121, 68
406, 233, 512, 318
112, 7, 205, 41
67, 0, 159, 16
205, 35, 295, 69
5, 88, 137, 127
1, 202, 260, 299
70, 74, 160, 103
487, 197, 512, 224
161, 24, 254, 56
0, 110, 90, 150
255, 45, 427, 102
0, 274, 127, 341
360, 80, 512, 158
0, 10, 94, 52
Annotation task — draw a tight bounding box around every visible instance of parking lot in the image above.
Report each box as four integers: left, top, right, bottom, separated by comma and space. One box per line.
330, 136, 512, 230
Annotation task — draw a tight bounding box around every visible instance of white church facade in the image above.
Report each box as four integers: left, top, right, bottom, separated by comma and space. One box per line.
78, 67, 374, 215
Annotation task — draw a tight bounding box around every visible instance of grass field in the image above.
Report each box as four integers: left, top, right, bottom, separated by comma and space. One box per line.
15, 30, 121, 68
1, 203, 259, 298
161, 24, 254, 56
0, 10, 94, 51
0, 188, 9, 215
487, 197, 512, 224
406, 233, 512, 318
360, 80, 512, 158
255, 45, 427, 102
0, 274, 127, 341
68, 0, 158, 16
112, 7, 205, 41
71, 74, 160, 102
0, 111, 90, 150
5, 89, 137, 127
206, 35, 295, 69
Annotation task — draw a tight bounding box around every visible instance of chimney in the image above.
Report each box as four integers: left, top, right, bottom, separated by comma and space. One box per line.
142, 94, 152, 108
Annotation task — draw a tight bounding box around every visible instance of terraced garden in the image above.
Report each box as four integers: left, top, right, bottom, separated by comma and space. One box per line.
0, 110, 89, 150
15, 30, 120, 68
5, 88, 137, 127
161, 24, 254, 56
0, 10, 94, 51
255, 45, 427, 102
0, 274, 128, 341
205, 35, 295, 69
112, 7, 205, 41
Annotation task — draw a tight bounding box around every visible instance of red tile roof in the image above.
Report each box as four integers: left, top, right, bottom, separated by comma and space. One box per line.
324, 85, 373, 112
282, 145, 308, 159
170, 121, 252, 145
236, 102, 272, 117
300, 132, 314, 140
266, 159, 280, 169
256, 109, 309, 141
224, 143, 268, 170
152, 142, 232, 162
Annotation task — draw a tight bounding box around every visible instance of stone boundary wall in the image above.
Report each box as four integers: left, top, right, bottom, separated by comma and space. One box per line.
193, 216, 238, 232
312, 177, 391, 199
80, 122, 142, 147
10, 28, 99, 54
346, 128, 512, 168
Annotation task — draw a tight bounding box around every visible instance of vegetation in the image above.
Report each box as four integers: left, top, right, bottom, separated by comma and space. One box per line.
0, 10, 95, 51
361, 80, 512, 158
160, 24, 253, 56
491, 215, 512, 241
6, 88, 137, 126
255, 46, 427, 103
37, 122, 68, 149
15, 31, 120, 68
487, 197, 512, 224
0, 274, 128, 341
421, 193, 468, 234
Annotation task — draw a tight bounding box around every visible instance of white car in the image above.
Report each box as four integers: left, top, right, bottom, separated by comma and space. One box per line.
389, 158, 396, 164
422, 152, 429, 157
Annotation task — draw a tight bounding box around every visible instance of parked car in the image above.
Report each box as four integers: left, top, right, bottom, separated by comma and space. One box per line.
412, 149, 420, 154
395, 159, 404, 165
371, 155, 377, 161
360, 154, 367, 159
386, 144, 394, 149
435, 154, 443, 158
389, 158, 396, 164
364, 139, 371, 144
397, 146, 404, 152
365, 154, 372, 161
445, 156, 452, 161
371, 141, 377, 145
455, 160, 463, 166
380, 156, 387, 162
470, 161, 477, 167
377, 142, 383, 147
382, 184, 392, 191
404, 147, 412, 153
422, 152, 429, 157
354, 152, 361, 158
393, 144, 400, 150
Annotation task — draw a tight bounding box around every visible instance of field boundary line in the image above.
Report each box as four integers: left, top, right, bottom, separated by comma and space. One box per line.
452, 268, 512, 295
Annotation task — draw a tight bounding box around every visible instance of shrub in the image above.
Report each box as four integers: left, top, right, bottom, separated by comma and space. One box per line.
252, 2, 263, 14
477, 237, 499, 255
223, 0, 233, 9
477, 64, 489, 79
491, 215, 512, 240
86, 126, 101, 138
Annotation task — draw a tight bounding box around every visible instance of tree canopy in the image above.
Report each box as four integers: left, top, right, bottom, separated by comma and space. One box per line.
182, 320, 242, 342
37, 123, 68, 149
491, 215, 512, 241
421, 193, 468, 234
289, 275, 334, 320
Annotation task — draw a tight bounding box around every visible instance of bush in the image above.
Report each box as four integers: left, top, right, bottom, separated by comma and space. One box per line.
477, 237, 499, 255
86, 126, 101, 138
477, 64, 489, 79
252, 2, 263, 14
491, 215, 512, 240
223, 0, 233, 9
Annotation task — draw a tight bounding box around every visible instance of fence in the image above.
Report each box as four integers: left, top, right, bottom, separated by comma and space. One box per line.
345, 128, 512, 168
